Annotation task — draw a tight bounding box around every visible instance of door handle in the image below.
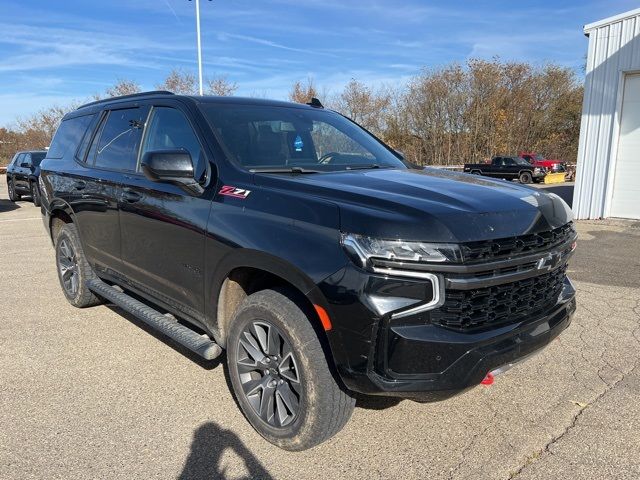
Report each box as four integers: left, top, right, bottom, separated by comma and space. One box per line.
73, 180, 86, 190
121, 188, 141, 203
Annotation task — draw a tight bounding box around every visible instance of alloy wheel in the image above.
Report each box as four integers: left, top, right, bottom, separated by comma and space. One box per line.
58, 238, 79, 296
235, 321, 301, 428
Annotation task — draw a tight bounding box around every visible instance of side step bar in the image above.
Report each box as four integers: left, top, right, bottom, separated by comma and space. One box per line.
87, 278, 222, 360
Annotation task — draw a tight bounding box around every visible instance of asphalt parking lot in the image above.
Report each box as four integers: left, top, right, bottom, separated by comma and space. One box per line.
1, 175, 639, 480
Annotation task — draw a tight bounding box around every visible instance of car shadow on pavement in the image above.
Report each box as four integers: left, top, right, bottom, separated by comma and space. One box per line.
0, 199, 21, 213
104, 304, 223, 370
179, 422, 274, 480
353, 393, 402, 410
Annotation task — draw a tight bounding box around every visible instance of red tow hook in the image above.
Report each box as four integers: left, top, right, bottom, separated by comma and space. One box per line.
480, 372, 495, 385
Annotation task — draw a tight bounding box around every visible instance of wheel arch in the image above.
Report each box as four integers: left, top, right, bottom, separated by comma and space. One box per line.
210, 249, 333, 349
48, 199, 77, 243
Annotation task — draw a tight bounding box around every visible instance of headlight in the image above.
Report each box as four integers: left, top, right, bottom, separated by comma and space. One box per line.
341, 233, 462, 268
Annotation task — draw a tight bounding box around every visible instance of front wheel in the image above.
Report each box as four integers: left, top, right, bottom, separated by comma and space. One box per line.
519, 171, 533, 184
227, 289, 355, 451
7, 179, 20, 201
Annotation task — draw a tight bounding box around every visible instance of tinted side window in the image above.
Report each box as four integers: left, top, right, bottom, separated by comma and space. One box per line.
31, 152, 46, 166
504, 158, 515, 166
93, 108, 144, 171
142, 107, 205, 181
48, 115, 94, 159
75, 114, 101, 163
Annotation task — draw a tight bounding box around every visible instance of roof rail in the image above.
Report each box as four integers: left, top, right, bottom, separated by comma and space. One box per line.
77, 90, 175, 109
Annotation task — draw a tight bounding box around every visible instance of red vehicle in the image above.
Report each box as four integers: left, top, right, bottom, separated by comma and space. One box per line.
519, 152, 565, 172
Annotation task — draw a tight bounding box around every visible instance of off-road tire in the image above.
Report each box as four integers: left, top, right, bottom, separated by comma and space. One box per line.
227, 289, 355, 451
519, 171, 533, 184
55, 223, 102, 308
30, 181, 41, 207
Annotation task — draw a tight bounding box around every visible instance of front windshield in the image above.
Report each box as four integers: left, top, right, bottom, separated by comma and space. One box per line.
201, 104, 406, 172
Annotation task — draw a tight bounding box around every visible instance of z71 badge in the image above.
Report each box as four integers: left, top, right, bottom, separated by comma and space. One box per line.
219, 185, 251, 199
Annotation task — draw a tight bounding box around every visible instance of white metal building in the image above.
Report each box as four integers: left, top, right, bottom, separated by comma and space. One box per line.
573, 8, 640, 220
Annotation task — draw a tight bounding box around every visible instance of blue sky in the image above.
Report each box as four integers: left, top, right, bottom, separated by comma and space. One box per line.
0, 0, 637, 127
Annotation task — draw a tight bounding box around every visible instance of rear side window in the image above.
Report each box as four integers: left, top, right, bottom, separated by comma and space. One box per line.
48, 114, 94, 159
91, 108, 145, 171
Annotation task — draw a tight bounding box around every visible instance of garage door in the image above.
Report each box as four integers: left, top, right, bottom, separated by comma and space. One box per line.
611, 74, 640, 219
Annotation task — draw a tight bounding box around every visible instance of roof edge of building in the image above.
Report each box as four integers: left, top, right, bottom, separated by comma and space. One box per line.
584, 7, 640, 34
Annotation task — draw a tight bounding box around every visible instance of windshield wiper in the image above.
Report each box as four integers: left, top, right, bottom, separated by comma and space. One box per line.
249, 166, 321, 174
345, 164, 396, 170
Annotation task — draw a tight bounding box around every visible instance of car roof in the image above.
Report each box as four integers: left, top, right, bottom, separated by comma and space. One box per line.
15, 150, 47, 154
72, 90, 317, 118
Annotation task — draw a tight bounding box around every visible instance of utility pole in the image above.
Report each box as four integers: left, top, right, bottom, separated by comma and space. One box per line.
195, 0, 204, 95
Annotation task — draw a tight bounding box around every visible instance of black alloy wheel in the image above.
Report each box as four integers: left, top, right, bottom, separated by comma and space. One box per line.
8, 179, 18, 201
57, 237, 80, 297
235, 321, 301, 428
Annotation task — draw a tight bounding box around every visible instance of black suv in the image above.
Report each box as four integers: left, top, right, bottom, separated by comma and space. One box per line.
39, 91, 577, 450
6, 150, 47, 205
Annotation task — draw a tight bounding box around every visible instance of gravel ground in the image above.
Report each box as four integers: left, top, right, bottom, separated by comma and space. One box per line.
1, 175, 638, 480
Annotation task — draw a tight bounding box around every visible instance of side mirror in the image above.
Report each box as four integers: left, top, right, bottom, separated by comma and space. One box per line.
141, 149, 198, 186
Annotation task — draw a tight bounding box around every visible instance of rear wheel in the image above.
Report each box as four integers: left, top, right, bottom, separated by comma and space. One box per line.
227, 289, 355, 451
519, 171, 533, 184
8, 179, 20, 201
55, 223, 102, 308
30, 181, 41, 207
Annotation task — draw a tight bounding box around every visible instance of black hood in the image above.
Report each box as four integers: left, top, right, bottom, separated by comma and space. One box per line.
254, 168, 573, 243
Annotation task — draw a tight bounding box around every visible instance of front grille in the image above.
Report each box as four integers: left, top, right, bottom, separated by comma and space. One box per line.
461, 223, 576, 263
431, 265, 567, 330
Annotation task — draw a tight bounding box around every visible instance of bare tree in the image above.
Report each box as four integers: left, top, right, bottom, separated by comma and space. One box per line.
13, 103, 79, 151
288, 77, 318, 103
333, 79, 390, 134
157, 68, 199, 95
207, 75, 238, 96
105, 79, 142, 98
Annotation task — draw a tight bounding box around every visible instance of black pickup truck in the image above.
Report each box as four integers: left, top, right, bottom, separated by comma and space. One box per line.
39, 92, 576, 450
463, 156, 546, 184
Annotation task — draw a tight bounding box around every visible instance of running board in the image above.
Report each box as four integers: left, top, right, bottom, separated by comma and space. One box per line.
87, 278, 222, 360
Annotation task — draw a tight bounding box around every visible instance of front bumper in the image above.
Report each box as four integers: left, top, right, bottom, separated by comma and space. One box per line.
321, 265, 576, 402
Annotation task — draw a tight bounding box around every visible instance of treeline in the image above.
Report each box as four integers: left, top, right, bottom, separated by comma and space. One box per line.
0, 59, 583, 166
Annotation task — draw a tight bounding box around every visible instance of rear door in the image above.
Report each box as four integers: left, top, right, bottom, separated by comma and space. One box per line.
488, 157, 504, 177
73, 106, 148, 273
502, 157, 519, 178
118, 102, 212, 321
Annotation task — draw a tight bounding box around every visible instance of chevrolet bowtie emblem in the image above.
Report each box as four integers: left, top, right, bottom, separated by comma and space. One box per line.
537, 253, 560, 270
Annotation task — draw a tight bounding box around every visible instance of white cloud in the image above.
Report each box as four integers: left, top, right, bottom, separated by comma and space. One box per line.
0, 22, 191, 72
